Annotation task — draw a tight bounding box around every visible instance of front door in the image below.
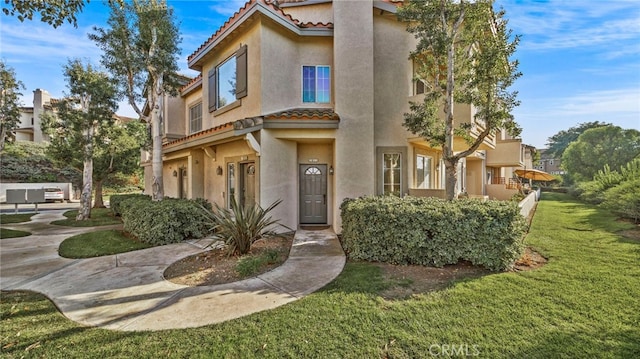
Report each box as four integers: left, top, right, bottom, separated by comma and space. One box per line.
299, 164, 327, 224
240, 162, 256, 208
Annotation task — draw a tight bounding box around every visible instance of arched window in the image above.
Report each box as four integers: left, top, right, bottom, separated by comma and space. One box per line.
305, 166, 322, 175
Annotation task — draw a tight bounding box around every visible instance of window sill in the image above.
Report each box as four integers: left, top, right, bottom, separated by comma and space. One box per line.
213, 99, 241, 116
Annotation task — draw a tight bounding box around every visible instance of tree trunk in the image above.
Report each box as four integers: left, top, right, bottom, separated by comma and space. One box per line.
0, 124, 7, 153
151, 107, 164, 201
444, 157, 458, 200
93, 179, 105, 208
77, 138, 93, 220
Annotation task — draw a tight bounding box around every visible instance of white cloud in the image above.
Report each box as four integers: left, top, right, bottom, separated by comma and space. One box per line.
208, 0, 247, 17
498, 0, 640, 52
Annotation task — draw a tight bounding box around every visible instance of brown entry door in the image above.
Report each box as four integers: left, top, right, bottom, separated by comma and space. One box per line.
299, 164, 327, 224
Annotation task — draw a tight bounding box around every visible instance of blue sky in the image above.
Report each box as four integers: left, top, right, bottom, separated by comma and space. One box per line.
1, 0, 638, 149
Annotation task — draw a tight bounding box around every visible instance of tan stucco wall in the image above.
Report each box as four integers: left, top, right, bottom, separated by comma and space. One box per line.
486, 139, 524, 167
487, 184, 518, 201
333, 1, 376, 230
182, 88, 203, 135
465, 158, 485, 196
260, 21, 333, 114
259, 130, 298, 230
164, 94, 185, 138
281, 2, 333, 24
202, 20, 262, 128
373, 12, 414, 146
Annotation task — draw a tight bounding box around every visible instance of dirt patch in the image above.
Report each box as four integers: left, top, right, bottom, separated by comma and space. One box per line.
164, 233, 547, 298
619, 228, 640, 242
375, 261, 491, 299
513, 247, 548, 271
164, 234, 293, 286
374, 247, 547, 300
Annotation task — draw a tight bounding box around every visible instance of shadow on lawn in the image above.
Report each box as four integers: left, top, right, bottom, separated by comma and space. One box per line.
510, 326, 640, 358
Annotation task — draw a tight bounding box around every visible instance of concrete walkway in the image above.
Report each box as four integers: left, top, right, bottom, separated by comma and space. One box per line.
0, 210, 345, 331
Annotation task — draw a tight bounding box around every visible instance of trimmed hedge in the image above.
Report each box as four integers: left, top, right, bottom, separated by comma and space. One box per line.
120, 198, 212, 246
110, 194, 151, 216
340, 196, 527, 271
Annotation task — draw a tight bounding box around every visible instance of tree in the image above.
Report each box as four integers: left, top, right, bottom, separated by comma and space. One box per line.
91, 120, 147, 208
0, 60, 25, 152
42, 60, 118, 220
562, 125, 640, 183
89, 0, 181, 201
2, 0, 121, 28
398, 0, 521, 200
545, 121, 610, 159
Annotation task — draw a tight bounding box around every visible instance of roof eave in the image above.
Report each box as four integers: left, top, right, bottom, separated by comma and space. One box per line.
188, 2, 333, 70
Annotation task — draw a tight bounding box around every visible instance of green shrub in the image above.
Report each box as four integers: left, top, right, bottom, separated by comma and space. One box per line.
340, 196, 527, 271
109, 193, 151, 216
121, 198, 211, 246
601, 178, 640, 223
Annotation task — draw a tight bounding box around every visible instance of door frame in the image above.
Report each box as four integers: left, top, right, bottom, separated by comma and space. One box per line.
299, 163, 328, 224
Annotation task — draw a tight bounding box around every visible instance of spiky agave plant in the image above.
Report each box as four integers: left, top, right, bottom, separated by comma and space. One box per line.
208, 196, 287, 255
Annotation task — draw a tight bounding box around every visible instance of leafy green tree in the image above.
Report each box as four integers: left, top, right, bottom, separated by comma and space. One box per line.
545, 121, 610, 159
0, 60, 25, 152
2, 0, 121, 28
90, 0, 181, 201
562, 125, 640, 183
398, 0, 521, 200
42, 60, 118, 220
91, 121, 146, 207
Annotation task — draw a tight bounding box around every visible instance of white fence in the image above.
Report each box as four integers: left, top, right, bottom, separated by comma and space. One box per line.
518, 189, 540, 218
0, 183, 73, 203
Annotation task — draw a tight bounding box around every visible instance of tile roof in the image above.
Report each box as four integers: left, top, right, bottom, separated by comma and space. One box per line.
163, 108, 339, 148
187, 0, 333, 64
263, 108, 339, 121
163, 121, 234, 147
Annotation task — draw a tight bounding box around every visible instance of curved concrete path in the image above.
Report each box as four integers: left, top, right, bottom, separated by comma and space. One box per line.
0, 210, 345, 331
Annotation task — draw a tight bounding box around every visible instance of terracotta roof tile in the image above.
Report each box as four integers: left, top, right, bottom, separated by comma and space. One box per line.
263, 108, 339, 121
188, 0, 333, 64
163, 108, 338, 148
163, 121, 234, 147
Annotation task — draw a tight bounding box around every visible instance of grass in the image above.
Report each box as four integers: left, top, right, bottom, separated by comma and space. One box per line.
51, 208, 122, 227
0, 213, 33, 239
58, 230, 152, 258
1, 193, 639, 358
0, 213, 34, 224
236, 249, 282, 277
0, 228, 31, 239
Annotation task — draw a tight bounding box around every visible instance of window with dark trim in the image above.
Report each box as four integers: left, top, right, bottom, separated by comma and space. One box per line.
189, 102, 202, 134
209, 45, 248, 112
302, 65, 330, 103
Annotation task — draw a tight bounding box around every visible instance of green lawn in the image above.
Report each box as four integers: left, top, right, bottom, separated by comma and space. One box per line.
1, 193, 638, 358
50, 208, 122, 227
58, 230, 152, 258
0, 228, 31, 239
0, 213, 34, 224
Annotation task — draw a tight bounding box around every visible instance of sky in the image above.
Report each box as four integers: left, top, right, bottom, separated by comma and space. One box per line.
1, 0, 638, 149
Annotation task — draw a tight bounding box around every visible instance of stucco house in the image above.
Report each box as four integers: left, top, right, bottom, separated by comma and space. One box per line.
143, 0, 525, 231
14, 89, 55, 143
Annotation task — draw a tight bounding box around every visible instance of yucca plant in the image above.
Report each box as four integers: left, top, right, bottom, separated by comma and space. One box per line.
207, 197, 288, 256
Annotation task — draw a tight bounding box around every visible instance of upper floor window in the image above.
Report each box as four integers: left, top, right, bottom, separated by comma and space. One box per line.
189, 102, 202, 134
302, 65, 330, 103
217, 57, 236, 108
208, 45, 248, 112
